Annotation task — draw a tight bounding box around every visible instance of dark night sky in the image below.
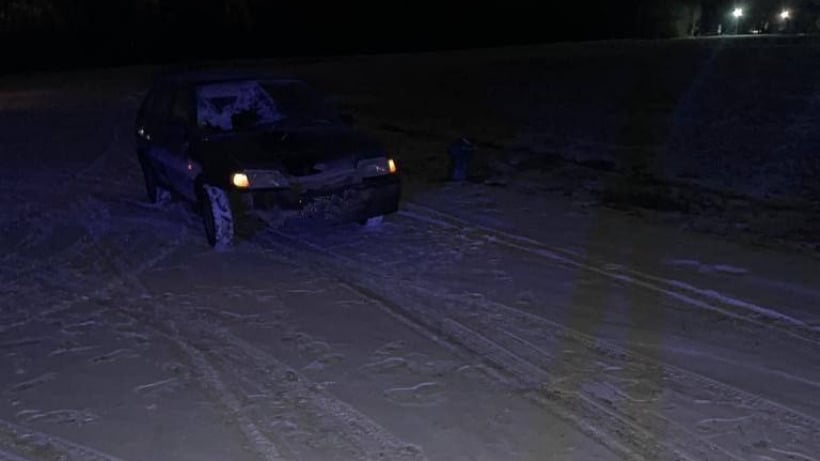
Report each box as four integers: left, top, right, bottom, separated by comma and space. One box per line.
0, 1, 658, 69
1, 1, 818, 71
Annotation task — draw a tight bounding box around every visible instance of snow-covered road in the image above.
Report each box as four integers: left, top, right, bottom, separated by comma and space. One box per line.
1, 71, 819, 461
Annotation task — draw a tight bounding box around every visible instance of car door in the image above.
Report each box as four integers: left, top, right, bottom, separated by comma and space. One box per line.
135, 88, 158, 155
140, 85, 175, 186
159, 87, 198, 202
143, 85, 198, 201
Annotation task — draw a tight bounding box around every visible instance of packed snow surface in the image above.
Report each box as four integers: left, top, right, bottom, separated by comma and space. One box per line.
2, 41, 820, 460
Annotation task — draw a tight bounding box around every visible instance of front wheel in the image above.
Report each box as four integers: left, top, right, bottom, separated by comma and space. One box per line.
201, 185, 235, 249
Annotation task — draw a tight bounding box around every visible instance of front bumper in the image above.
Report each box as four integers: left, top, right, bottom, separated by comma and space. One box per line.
238, 175, 400, 223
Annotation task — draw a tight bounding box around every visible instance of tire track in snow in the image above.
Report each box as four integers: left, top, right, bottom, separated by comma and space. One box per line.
0, 218, 189, 460
0, 126, 146, 313
135, 301, 424, 461
0, 161, 195, 329
116, 297, 424, 461
89, 230, 425, 461
254, 231, 653, 460
0, 108, 129, 266
164, 329, 286, 461
256, 226, 820, 461
0, 418, 127, 461
0, 221, 187, 335
72, 245, 286, 461
396, 204, 820, 400
400, 202, 820, 345
427, 289, 820, 461
0, 197, 110, 290
198, 326, 426, 461
6, 373, 57, 394
0, 447, 33, 461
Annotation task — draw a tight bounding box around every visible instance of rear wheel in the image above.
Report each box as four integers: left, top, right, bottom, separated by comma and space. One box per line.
201, 185, 235, 249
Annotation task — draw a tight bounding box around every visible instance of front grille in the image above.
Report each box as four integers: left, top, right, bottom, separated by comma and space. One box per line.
249, 174, 397, 212
296, 168, 361, 191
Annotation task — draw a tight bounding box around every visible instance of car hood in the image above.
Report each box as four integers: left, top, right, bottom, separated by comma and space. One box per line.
200, 126, 384, 176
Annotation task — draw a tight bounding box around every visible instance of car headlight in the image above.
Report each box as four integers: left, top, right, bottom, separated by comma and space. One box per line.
358, 157, 397, 177
232, 173, 250, 188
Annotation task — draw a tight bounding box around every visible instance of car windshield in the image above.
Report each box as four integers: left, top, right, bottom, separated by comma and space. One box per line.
195, 79, 339, 133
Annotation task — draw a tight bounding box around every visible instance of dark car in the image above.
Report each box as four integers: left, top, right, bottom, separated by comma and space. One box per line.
135, 70, 400, 248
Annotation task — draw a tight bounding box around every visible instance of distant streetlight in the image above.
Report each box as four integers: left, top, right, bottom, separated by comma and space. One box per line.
779, 8, 792, 33
731, 7, 744, 34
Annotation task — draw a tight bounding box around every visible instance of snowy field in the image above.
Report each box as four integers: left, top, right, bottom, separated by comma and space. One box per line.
2, 38, 820, 460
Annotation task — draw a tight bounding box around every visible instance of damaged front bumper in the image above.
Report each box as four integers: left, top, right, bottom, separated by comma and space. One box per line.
234, 174, 400, 224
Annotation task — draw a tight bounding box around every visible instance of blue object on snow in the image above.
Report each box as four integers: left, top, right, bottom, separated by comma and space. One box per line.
448, 137, 475, 182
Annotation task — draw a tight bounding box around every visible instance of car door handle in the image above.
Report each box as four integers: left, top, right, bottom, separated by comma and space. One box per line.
137, 127, 152, 141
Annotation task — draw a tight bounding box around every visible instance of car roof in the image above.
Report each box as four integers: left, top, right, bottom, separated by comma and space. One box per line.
153, 68, 302, 87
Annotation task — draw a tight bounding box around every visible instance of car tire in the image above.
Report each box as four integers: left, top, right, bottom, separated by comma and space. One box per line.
140, 160, 171, 205
201, 185, 235, 249
360, 215, 384, 228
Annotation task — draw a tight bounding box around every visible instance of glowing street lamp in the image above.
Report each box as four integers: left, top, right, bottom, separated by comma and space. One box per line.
731, 7, 744, 34
778, 8, 792, 33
